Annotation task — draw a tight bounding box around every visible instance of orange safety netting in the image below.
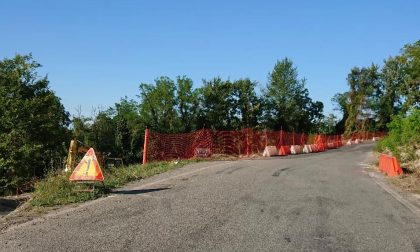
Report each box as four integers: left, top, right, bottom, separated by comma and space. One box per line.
144, 129, 385, 162
349, 131, 386, 140
146, 129, 308, 161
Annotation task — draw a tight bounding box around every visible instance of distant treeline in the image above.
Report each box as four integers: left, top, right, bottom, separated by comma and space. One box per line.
72, 57, 326, 164
1, 39, 419, 193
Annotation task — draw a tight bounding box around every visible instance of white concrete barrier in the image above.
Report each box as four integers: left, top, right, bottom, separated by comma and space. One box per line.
303, 145, 312, 154
263, 146, 278, 157
291, 145, 303, 155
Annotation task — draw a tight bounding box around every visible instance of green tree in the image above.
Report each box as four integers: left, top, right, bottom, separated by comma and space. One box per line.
341, 40, 419, 135
90, 110, 116, 154
139, 76, 178, 132
196, 77, 237, 130
113, 97, 143, 163
377, 56, 407, 129
344, 65, 380, 135
263, 58, 323, 132
400, 40, 420, 111
175, 76, 199, 132
72, 114, 92, 144
332, 92, 349, 133
319, 114, 338, 134
0, 54, 70, 193
308, 101, 324, 132
232, 78, 262, 129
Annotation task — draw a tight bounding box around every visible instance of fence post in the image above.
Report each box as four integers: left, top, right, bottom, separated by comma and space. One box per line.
279, 129, 283, 146
265, 129, 268, 147
281, 127, 283, 146
292, 130, 295, 146
142, 128, 150, 165
245, 128, 250, 157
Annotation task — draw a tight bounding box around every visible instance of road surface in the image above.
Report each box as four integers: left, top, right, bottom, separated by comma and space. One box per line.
1, 143, 419, 251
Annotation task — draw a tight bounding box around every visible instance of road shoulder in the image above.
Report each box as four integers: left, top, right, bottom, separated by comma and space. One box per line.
362, 151, 420, 218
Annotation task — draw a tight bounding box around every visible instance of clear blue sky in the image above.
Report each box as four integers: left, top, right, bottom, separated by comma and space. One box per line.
1, 1, 419, 118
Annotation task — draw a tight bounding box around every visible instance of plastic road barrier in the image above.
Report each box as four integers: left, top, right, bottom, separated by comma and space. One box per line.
291, 145, 303, 155
263, 146, 278, 157
379, 154, 403, 176
279, 146, 291, 156
303, 145, 312, 154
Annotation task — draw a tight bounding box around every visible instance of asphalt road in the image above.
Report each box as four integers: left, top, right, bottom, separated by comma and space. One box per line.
1, 143, 419, 251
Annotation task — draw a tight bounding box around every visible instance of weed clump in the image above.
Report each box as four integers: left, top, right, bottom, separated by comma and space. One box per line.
30, 160, 194, 207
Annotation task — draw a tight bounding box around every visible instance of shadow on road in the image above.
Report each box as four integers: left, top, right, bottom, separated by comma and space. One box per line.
113, 187, 170, 195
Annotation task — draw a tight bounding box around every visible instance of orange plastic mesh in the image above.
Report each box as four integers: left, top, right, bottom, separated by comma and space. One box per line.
146, 128, 308, 161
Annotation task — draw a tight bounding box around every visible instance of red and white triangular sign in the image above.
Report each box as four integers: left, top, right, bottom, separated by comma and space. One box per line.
69, 148, 104, 181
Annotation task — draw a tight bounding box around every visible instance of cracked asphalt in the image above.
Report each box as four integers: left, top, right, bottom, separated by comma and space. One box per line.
1, 143, 419, 251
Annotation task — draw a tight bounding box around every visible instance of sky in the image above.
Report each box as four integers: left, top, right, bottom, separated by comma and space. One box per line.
1, 0, 419, 118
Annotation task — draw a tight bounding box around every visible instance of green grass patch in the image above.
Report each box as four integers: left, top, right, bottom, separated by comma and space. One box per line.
30, 159, 197, 207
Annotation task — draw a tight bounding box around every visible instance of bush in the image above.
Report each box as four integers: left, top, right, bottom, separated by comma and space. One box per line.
30, 172, 95, 207
377, 108, 420, 164
0, 54, 70, 195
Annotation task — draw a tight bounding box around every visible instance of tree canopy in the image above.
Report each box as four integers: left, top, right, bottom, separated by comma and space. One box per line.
264, 58, 324, 132
335, 40, 420, 136
0, 54, 70, 192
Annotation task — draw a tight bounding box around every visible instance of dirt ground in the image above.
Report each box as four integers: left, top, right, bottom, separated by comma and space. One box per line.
0, 194, 40, 231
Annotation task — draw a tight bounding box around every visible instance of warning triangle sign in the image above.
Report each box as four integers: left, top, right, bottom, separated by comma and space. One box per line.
69, 148, 104, 181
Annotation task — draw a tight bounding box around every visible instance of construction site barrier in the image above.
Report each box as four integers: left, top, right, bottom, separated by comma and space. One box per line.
142, 129, 385, 163
327, 142, 335, 149
263, 146, 278, 157
144, 129, 308, 162
310, 144, 318, 152
303, 145, 312, 153
379, 154, 403, 176
350, 131, 386, 141
345, 132, 386, 145
291, 145, 304, 155
279, 146, 291, 156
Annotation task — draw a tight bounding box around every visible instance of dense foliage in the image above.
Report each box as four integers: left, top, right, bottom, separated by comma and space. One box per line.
263, 58, 324, 132
0, 55, 70, 194
377, 109, 420, 167
72, 58, 325, 165
334, 40, 420, 136
334, 40, 420, 171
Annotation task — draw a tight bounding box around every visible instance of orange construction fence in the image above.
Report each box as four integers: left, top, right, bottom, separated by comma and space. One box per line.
142, 129, 386, 163
145, 128, 308, 162
350, 131, 386, 141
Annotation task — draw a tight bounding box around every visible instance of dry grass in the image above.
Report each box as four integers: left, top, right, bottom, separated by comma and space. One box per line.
388, 172, 420, 194
393, 148, 420, 194
375, 140, 420, 195
378, 155, 420, 194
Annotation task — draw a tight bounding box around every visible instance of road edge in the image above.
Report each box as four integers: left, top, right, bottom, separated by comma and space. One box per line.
363, 151, 420, 218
